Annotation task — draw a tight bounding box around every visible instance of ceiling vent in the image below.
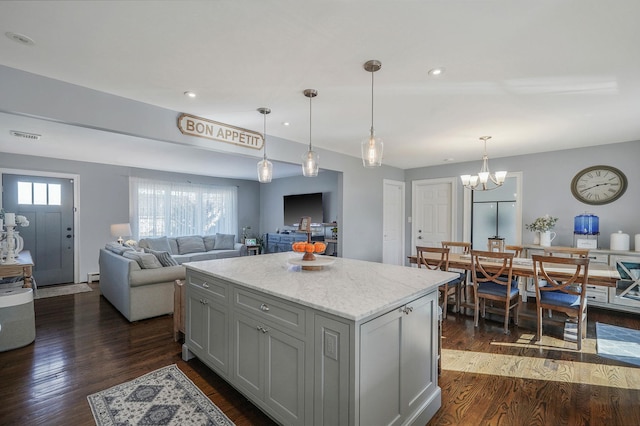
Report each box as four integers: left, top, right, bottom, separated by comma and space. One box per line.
10, 130, 41, 140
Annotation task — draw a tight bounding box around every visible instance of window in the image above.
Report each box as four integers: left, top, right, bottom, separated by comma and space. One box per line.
17, 181, 62, 205
130, 177, 238, 238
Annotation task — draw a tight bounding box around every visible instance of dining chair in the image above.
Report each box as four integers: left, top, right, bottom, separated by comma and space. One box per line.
505, 245, 524, 258
441, 241, 471, 309
531, 255, 590, 350
416, 246, 462, 318
470, 250, 520, 334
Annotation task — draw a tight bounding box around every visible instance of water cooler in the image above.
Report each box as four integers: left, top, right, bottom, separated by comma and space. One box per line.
573, 214, 599, 249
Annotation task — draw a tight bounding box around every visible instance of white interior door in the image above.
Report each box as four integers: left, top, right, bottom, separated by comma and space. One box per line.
411, 178, 457, 254
382, 179, 405, 265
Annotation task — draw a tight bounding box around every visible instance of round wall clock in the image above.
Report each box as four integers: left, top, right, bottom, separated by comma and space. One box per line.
570, 165, 628, 205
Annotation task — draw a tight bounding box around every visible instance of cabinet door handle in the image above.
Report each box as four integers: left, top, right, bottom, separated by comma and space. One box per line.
256, 325, 269, 333
202, 282, 210, 289
200, 299, 208, 305
260, 303, 270, 312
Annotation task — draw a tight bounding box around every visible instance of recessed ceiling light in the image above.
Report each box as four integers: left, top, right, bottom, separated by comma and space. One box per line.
428, 68, 444, 76
184, 91, 196, 98
282, 122, 290, 126
5, 31, 35, 46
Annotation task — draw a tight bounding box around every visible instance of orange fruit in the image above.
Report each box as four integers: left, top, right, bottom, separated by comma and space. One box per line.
314, 242, 326, 253
305, 243, 315, 253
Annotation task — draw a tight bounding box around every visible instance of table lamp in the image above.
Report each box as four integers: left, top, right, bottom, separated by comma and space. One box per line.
110, 223, 132, 245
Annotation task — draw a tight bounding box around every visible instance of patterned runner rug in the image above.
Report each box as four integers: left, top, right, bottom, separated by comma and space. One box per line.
35, 283, 92, 299
87, 365, 235, 426
596, 322, 640, 368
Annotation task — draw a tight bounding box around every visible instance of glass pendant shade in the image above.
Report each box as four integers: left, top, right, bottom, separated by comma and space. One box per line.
362, 132, 383, 167
257, 158, 272, 183
302, 150, 319, 177
362, 60, 383, 167
302, 89, 319, 177
256, 107, 272, 183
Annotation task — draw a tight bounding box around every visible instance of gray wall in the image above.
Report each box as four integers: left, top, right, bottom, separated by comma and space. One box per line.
0, 152, 260, 283
405, 140, 640, 253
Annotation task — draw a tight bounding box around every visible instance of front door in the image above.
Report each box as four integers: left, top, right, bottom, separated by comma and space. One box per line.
411, 178, 457, 254
2, 174, 74, 286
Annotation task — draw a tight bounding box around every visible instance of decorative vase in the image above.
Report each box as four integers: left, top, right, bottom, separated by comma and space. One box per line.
539, 230, 556, 247
533, 231, 540, 245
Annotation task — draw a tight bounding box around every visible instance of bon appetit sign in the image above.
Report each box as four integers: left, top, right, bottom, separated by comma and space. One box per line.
178, 113, 264, 150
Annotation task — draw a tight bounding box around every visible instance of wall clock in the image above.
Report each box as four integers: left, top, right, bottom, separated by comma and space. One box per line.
570, 165, 627, 205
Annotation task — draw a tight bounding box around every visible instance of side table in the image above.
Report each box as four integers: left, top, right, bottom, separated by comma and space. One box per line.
173, 279, 185, 342
246, 245, 260, 255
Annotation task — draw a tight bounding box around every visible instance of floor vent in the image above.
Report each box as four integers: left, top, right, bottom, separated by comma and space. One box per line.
10, 130, 41, 140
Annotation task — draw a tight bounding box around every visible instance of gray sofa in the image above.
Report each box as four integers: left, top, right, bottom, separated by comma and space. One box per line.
99, 234, 246, 321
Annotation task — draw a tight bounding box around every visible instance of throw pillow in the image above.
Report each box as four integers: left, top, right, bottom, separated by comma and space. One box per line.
105, 242, 135, 255
123, 251, 163, 269
177, 236, 206, 254
213, 233, 235, 250
203, 235, 216, 251
145, 248, 179, 267
143, 236, 172, 253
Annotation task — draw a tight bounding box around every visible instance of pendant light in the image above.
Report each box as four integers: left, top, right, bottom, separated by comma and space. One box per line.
362, 59, 383, 167
460, 136, 508, 191
256, 107, 272, 183
302, 89, 319, 177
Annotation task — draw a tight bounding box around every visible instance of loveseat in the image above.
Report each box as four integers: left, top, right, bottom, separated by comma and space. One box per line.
99, 234, 246, 321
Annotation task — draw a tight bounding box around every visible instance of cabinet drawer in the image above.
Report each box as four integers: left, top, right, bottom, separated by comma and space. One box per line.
586, 285, 608, 303
188, 272, 228, 304
234, 288, 306, 334
587, 254, 609, 264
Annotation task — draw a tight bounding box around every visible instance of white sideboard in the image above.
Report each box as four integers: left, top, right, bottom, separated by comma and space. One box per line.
523, 245, 640, 313
182, 253, 457, 425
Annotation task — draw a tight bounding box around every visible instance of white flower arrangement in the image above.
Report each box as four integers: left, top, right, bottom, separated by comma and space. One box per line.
16, 215, 30, 227
125, 239, 137, 247
525, 214, 558, 232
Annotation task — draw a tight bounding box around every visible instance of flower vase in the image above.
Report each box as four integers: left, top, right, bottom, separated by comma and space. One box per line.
539, 230, 557, 247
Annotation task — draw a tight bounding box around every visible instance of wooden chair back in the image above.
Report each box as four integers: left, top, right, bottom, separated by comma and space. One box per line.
416, 246, 450, 271
470, 250, 515, 285
532, 255, 590, 298
543, 247, 589, 258
505, 245, 524, 258
441, 241, 471, 255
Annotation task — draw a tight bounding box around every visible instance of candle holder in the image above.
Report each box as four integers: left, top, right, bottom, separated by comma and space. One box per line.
3, 225, 19, 264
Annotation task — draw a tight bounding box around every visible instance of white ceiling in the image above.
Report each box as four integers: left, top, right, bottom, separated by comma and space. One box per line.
1, 1, 639, 179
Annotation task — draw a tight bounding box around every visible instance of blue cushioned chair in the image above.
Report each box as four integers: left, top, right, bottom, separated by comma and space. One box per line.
532, 254, 590, 350
471, 250, 520, 334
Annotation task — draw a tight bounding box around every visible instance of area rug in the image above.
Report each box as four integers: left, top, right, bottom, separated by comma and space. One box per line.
87, 364, 235, 426
35, 283, 92, 299
596, 322, 640, 368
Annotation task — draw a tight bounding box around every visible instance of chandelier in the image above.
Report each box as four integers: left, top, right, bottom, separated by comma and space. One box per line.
460, 136, 507, 190
302, 89, 319, 177
256, 107, 272, 183
362, 59, 383, 167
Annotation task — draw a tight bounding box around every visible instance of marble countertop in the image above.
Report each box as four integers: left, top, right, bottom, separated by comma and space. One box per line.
185, 252, 457, 321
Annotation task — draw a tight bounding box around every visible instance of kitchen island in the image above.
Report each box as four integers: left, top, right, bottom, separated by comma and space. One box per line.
182, 252, 457, 425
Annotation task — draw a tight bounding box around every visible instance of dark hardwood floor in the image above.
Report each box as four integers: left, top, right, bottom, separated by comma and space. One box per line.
1, 283, 639, 425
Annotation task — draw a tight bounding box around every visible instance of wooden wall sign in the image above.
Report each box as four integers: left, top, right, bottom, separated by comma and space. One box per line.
178, 113, 264, 150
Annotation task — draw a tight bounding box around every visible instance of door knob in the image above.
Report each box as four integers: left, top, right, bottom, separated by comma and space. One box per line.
66, 234, 72, 238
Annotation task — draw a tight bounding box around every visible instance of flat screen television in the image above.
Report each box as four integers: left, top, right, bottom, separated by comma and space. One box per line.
283, 192, 323, 226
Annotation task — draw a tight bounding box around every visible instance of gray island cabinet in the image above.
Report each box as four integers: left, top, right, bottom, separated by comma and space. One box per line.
182, 252, 456, 426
